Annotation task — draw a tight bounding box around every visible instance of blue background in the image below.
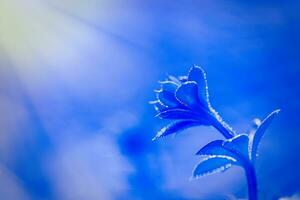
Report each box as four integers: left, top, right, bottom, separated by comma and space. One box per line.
0, 0, 299, 199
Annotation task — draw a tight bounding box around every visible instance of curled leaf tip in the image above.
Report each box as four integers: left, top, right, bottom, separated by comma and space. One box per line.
274, 109, 281, 113
158, 80, 179, 85
252, 118, 261, 128
152, 136, 158, 141
189, 65, 205, 73
152, 131, 165, 141
149, 100, 158, 104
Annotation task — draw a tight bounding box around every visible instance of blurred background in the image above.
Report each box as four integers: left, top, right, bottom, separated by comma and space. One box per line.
0, 0, 299, 199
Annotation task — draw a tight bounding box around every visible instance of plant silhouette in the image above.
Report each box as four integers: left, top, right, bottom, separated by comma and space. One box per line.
151, 66, 280, 200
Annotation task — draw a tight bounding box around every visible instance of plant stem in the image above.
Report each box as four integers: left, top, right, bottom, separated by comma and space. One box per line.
244, 162, 257, 200
211, 115, 235, 139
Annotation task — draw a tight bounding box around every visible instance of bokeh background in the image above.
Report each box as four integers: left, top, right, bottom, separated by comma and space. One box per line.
0, 0, 299, 199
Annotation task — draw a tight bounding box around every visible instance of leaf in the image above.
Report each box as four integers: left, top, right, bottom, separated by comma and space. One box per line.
188, 66, 209, 108
156, 108, 199, 120
159, 81, 179, 92
149, 100, 168, 113
249, 109, 280, 162
175, 81, 200, 109
195, 135, 249, 166
223, 134, 249, 160
152, 120, 200, 140
195, 140, 233, 157
156, 81, 185, 108
192, 156, 235, 179
156, 89, 179, 108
